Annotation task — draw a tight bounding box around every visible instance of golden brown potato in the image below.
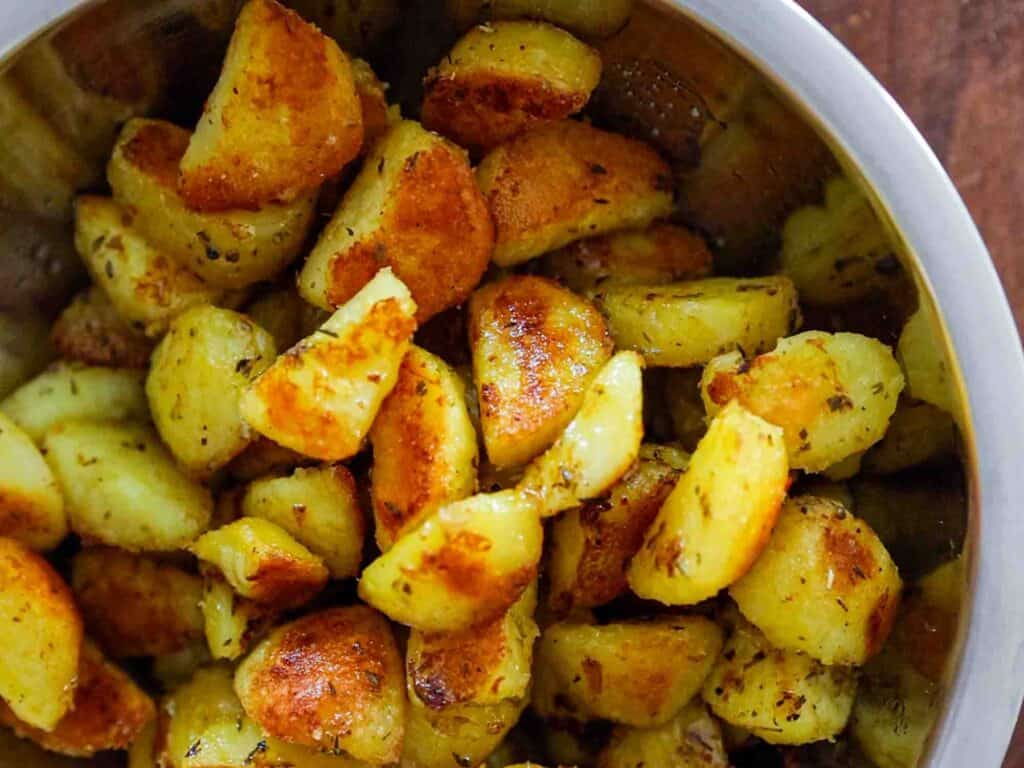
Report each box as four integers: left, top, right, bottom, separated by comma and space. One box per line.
243, 285, 329, 353
897, 303, 961, 423
189, 517, 328, 609
147, 306, 276, 477
0, 310, 56, 398
241, 268, 417, 461
235, 606, 406, 763
533, 616, 723, 726
370, 346, 478, 550
180, 0, 363, 211
597, 700, 728, 768
351, 58, 395, 149
298, 120, 493, 323
422, 21, 601, 155
107, 118, 316, 289
702, 331, 905, 473
200, 576, 277, 661
592, 276, 799, 367
71, 548, 203, 658
50, 287, 154, 368
447, 0, 634, 38
402, 698, 526, 768
44, 420, 213, 551
477, 120, 673, 267
862, 400, 956, 475
627, 402, 788, 606
0, 641, 153, 757
469, 275, 613, 468
0, 411, 66, 550
359, 489, 543, 631
0, 537, 82, 730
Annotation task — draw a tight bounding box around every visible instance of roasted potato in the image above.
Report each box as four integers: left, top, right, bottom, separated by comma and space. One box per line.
49, 287, 154, 368
897, 303, 960, 422
662, 368, 708, 451
0, 310, 56, 398
200, 576, 277, 661
370, 346, 478, 550
0, 411, 66, 550
447, 0, 634, 38
359, 489, 543, 631
241, 268, 417, 461
422, 21, 601, 155
71, 547, 204, 658
627, 401, 788, 606
298, 120, 493, 323
469, 275, 613, 468
889, 558, 963, 683
0, 537, 82, 730
477, 120, 673, 267
533, 616, 723, 727
351, 57, 396, 148
403, 698, 527, 768
44, 420, 213, 551
235, 605, 406, 763
862, 399, 956, 475
597, 700, 728, 768
592, 276, 799, 367
243, 284, 328, 353
701, 330, 905, 473
107, 118, 316, 289
189, 517, 328, 609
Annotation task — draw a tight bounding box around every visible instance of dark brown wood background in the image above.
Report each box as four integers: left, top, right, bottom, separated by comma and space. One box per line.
796, 2, 1024, 763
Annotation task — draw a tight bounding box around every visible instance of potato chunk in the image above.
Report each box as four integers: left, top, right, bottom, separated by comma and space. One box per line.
190, 517, 327, 609
108, 119, 316, 289
598, 700, 728, 768
236, 606, 405, 763
0, 642, 153, 757
730, 496, 902, 666
627, 401, 788, 606
402, 698, 526, 768
200, 577, 277, 661
370, 346, 478, 550
897, 303, 960, 422
701, 620, 856, 745
447, 0, 634, 38
44, 420, 212, 551
422, 21, 601, 154
298, 121, 492, 322
359, 489, 542, 631
862, 400, 956, 475
469, 276, 613, 468
241, 268, 417, 461
50, 286, 154, 368
701, 331, 905, 472
592, 276, 799, 367
71, 548, 204, 657
0, 411, 66, 550
533, 616, 723, 726
241, 464, 365, 578
0, 537, 82, 730
148, 306, 276, 477
477, 120, 673, 266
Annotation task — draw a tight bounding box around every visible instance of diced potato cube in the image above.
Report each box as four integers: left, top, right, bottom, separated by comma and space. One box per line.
402, 698, 526, 768
897, 303, 961, 423
597, 700, 728, 768
469, 275, 613, 468
477, 120, 673, 267
862, 400, 956, 475
241, 268, 417, 461
701, 330, 905, 472
0, 411, 66, 550
446, 0, 634, 38
200, 577, 276, 661
50, 287, 154, 368
627, 401, 788, 606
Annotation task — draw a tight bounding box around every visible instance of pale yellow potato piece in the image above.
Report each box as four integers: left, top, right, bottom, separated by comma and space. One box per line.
597, 700, 728, 768
517, 351, 644, 517
200, 577, 276, 661
862, 400, 956, 475
701, 620, 856, 745
702, 330, 905, 473
44, 420, 212, 551
359, 489, 543, 631
190, 517, 327, 609
127, 718, 158, 768
897, 303, 961, 423
241, 268, 417, 461
0, 411, 66, 550
49, 287, 154, 369
447, 0, 634, 38
592, 276, 799, 367
627, 401, 788, 606
0, 537, 82, 730
0, 310, 55, 398
469, 275, 613, 468
402, 698, 526, 768
533, 616, 723, 727
2, 362, 148, 443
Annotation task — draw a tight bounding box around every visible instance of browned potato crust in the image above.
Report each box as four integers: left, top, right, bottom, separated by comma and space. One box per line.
351, 57, 394, 149
50, 286, 154, 369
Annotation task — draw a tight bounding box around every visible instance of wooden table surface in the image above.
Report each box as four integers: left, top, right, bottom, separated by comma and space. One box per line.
796, 2, 1024, 764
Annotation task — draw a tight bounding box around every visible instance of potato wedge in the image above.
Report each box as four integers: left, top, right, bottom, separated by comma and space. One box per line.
148, 306, 276, 477
701, 330, 905, 472
108, 118, 316, 289
469, 276, 613, 468
862, 400, 956, 475
370, 346, 478, 550
477, 120, 673, 267
0, 537, 82, 730
533, 616, 723, 726
359, 489, 542, 631
50, 287, 154, 368
517, 351, 644, 517
0, 310, 56, 398
422, 21, 601, 154
0, 411, 66, 550
71, 547, 203, 657
627, 401, 788, 606
592, 276, 799, 367
897, 303, 960, 422
241, 268, 417, 461
447, 0, 634, 38
200, 576, 277, 661
598, 700, 728, 768
298, 120, 492, 323
235, 606, 405, 763
402, 698, 526, 768
44, 420, 212, 551
189, 517, 327, 609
